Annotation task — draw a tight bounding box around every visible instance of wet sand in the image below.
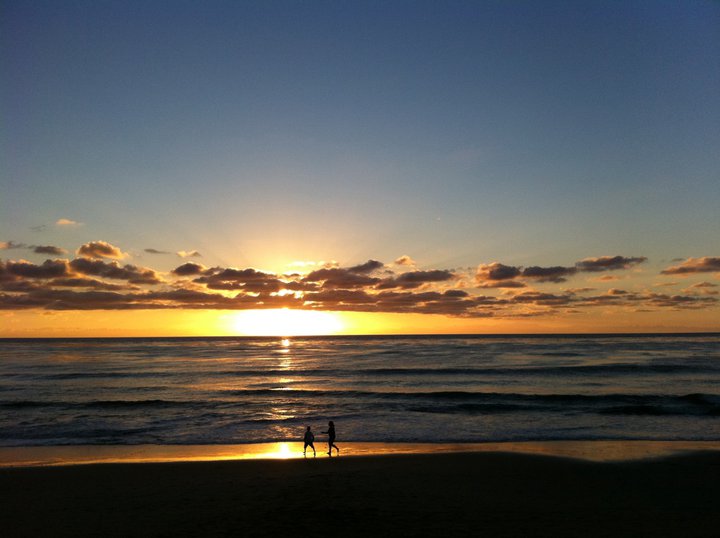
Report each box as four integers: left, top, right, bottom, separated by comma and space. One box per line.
2, 446, 719, 537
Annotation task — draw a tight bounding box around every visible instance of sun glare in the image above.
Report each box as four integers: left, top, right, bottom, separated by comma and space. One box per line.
232, 309, 344, 336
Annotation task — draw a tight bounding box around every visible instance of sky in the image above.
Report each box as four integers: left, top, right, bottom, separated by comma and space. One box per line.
1, 0, 719, 336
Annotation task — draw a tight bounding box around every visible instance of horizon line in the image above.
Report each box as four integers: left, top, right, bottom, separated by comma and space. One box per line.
2, 331, 719, 340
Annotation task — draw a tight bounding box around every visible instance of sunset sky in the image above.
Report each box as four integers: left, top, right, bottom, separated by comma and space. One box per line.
2, 1, 719, 336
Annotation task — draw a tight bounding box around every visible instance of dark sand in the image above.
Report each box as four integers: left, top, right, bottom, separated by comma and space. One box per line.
2, 450, 719, 537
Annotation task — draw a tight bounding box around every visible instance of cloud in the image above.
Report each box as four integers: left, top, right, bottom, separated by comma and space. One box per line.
297, 260, 383, 286
596, 275, 620, 282
476, 263, 521, 282
55, 218, 82, 227
642, 293, 718, 310
1, 242, 67, 256
509, 291, 573, 306
476, 262, 577, 286
33, 245, 67, 255
348, 260, 384, 274
194, 267, 282, 291
0, 241, 27, 250
469, 255, 649, 286
144, 248, 170, 255
661, 257, 720, 275
69, 258, 162, 284
50, 277, 131, 291
521, 265, 577, 283
77, 241, 128, 260
177, 250, 202, 258
2, 250, 719, 318
688, 281, 718, 288
575, 255, 647, 272
394, 255, 416, 266
477, 280, 526, 289
377, 269, 455, 289
172, 262, 207, 276
683, 281, 719, 296
4, 259, 69, 279
302, 267, 381, 289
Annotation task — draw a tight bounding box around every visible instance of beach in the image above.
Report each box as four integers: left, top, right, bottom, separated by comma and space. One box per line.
3, 445, 720, 538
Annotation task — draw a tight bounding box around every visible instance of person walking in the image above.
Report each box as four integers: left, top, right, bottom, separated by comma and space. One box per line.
322, 420, 339, 456
303, 426, 315, 457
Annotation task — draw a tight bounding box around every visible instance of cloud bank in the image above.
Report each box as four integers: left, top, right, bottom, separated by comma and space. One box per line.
1, 245, 718, 318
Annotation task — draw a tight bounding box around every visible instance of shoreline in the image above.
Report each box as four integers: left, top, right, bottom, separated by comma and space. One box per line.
2, 439, 720, 467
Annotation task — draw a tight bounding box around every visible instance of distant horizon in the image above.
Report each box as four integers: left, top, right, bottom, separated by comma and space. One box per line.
3, 331, 719, 340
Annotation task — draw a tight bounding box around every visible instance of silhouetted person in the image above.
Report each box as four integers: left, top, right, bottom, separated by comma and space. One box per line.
303, 426, 315, 457
322, 420, 339, 456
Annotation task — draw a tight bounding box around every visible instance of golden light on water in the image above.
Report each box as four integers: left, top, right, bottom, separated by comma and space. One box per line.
232, 308, 345, 336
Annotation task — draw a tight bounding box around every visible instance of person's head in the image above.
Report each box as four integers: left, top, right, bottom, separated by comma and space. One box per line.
307, 426, 311, 431
329, 421, 334, 426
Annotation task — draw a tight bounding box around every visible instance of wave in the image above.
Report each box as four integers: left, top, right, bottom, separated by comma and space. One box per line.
4, 391, 718, 417
13, 362, 718, 383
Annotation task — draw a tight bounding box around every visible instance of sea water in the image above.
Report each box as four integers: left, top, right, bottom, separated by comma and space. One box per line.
1, 334, 718, 446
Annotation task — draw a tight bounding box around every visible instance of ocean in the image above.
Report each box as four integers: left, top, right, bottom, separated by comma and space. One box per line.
1, 334, 719, 447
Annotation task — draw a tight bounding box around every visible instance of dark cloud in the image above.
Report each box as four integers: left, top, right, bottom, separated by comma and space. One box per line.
304, 289, 377, 306
643, 293, 718, 310
521, 265, 577, 283
661, 257, 720, 275
69, 258, 162, 284
348, 260, 384, 274
172, 262, 207, 276
575, 255, 647, 272
0, 243, 67, 255
194, 267, 285, 292
77, 241, 127, 259
475, 262, 578, 286
4, 259, 69, 279
33, 245, 67, 255
1, 280, 41, 292
302, 267, 381, 288
476, 263, 521, 282
144, 248, 170, 255
377, 269, 455, 289
606, 288, 628, 295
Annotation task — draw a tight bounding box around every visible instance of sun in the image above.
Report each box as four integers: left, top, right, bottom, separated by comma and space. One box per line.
232, 308, 345, 336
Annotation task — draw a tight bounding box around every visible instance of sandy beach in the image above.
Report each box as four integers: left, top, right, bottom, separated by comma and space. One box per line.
2, 445, 719, 538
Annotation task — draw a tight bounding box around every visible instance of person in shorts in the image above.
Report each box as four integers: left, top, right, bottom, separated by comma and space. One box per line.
303, 426, 315, 457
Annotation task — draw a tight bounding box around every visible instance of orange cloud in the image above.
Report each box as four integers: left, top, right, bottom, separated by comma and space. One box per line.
55, 218, 82, 227
661, 257, 720, 275
77, 241, 127, 259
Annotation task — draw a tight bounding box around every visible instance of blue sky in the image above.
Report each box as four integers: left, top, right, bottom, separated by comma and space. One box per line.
2, 1, 719, 290
0, 2, 720, 272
